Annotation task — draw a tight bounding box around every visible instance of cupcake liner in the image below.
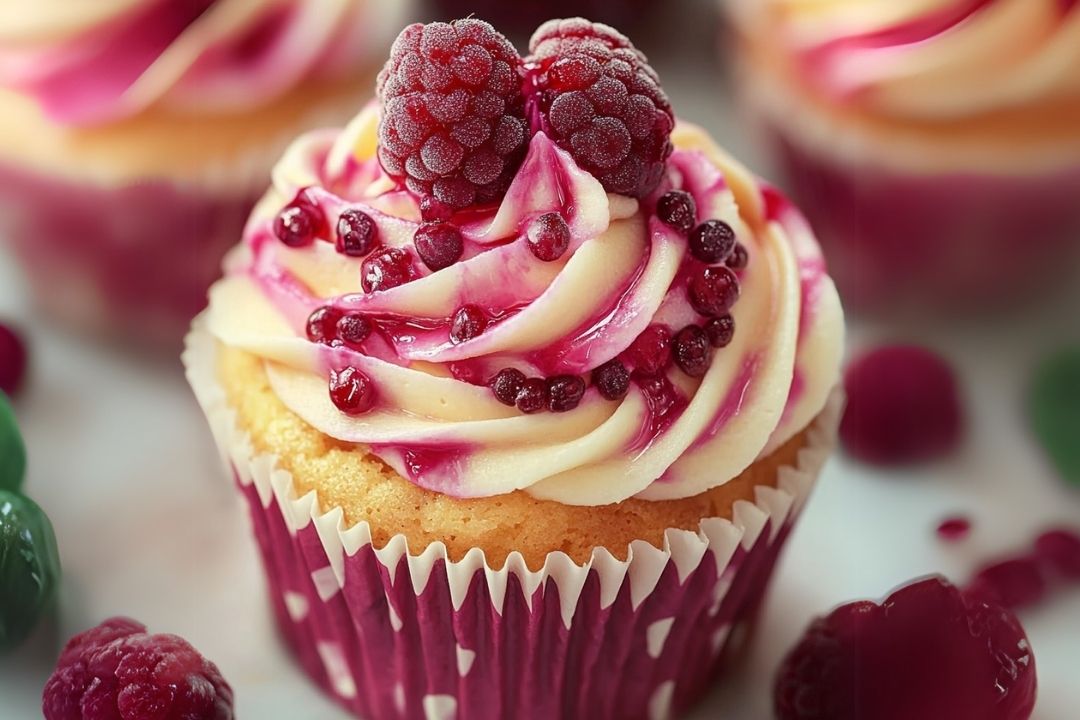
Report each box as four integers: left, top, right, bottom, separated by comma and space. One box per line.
0, 84, 366, 348
184, 321, 842, 720
734, 64, 1080, 313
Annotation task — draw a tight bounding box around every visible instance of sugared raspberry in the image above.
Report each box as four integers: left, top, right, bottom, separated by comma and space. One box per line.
329, 366, 376, 415
688, 266, 740, 317
491, 368, 525, 406
656, 190, 696, 233
526, 18, 673, 198
840, 345, 964, 466
450, 305, 487, 344
526, 212, 571, 261
515, 378, 548, 414
377, 20, 529, 209
362, 247, 416, 293
593, 359, 630, 400
42, 617, 234, 720
672, 325, 711, 377
775, 577, 1036, 720
0, 322, 27, 397
336, 209, 378, 257
413, 222, 464, 271
689, 219, 735, 264
547, 375, 586, 412
626, 324, 671, 375
704, 315, 735, 348
306, 306, 342, 344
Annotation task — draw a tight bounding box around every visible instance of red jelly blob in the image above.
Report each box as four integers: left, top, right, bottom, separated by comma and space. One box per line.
936, 516, 972, 542
967, 557, 1048, 610
775, 576, 1037, 720
840, 345, 964, 466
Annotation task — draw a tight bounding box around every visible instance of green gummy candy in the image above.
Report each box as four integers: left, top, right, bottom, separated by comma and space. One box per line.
1030, 347, 1080, 487
0, 393, 25, 492
0, 491, 60, 651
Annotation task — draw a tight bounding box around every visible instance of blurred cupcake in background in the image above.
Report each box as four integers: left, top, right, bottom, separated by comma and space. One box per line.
725, 0, 1080, 313
428, 0, 655, 39
0, 0, 411, 348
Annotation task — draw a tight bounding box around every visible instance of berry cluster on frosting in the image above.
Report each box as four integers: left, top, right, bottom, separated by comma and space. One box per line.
269, 18, 747, 418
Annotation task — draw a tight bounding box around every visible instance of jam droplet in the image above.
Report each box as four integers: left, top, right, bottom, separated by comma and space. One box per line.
328, 367, 376, 415
936, 516, 972, 543
274, 199, 323, 247
336, 209, 378, 257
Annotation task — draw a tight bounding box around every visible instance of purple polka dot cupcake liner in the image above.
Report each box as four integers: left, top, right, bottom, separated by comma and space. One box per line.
184, 321, 842, 720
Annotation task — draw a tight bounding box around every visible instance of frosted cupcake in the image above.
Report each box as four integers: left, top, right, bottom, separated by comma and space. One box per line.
725, 0, 1080, 312
186, 18, 844, 719
0, 0, 410, 347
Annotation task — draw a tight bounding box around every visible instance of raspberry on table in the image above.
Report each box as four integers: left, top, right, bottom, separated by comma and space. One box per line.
525, 18, 674, 198
377, 19, 529, 209
42, 617, 234, 720
775, 577, 1037, 720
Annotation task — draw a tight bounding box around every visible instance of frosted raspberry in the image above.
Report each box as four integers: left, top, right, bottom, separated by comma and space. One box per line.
42, 617, 234, 720
526, 18, 673, 198
377, 20, 529, 209
775, 578, 1036, 720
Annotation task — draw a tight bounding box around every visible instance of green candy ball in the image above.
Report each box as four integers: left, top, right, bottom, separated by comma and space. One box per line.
0, 393, 25, 492
0, 491, 60, 651
1030, 348, 1080, 488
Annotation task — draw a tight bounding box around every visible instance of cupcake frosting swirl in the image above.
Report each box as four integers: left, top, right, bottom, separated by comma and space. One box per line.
204, 104, 844, 506
0, 0, 406, 125
731, 0, 1080, 124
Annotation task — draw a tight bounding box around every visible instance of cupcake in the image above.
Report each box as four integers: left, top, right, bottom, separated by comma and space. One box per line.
0, 0, 411, 347
185, 18, 844, 719
725, 0, 1080, 312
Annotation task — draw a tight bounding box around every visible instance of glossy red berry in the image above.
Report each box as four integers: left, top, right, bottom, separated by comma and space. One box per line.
450, 305, 487, 344
306, 306, 343, 344
361, 247, 415, 293
336, 312, 373, 348
547, 375, 586, 412
689, 219, 735, 263
377, 20, 529, 209
688, 266, 740, 317
656, 190, 696, 233
414, 222, 464, 271
726, 242, 748, 271
336, 209, 378, 257
593, 359, 630, 400
672, 325, 711, 377
526, 18, 674, 198
491, 368, 526, 406
704, 315, 735, 348
526, 212, 571, 261
274, 199, 322, 247
329, 367, 376, 415
515, 378, 548, 414
626, 324, 671, 375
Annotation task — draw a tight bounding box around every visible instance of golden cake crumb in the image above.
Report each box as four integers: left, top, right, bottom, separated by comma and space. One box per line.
219, 344, 812, 569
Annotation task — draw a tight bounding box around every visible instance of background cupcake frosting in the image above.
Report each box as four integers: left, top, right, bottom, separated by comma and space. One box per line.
204, 105, 844, 505
0, 0, 407, 126
730, 0, 1080, 172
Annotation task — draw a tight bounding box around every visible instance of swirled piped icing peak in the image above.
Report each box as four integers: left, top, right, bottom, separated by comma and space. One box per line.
204, 18, 844, 506
0, 0, 407, 125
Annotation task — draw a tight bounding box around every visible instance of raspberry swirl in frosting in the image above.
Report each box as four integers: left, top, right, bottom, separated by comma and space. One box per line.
730, 0, 1080, 125
203, 103, 844, 506
0, 0, 407, 125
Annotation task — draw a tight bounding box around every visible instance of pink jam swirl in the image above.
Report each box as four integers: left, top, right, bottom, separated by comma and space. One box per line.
205, 107, 844, 505
0, 0, 399, 125
732, 0, 1080, 122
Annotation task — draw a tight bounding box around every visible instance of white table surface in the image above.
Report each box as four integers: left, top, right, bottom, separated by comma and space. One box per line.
2, 5, 1080, 717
